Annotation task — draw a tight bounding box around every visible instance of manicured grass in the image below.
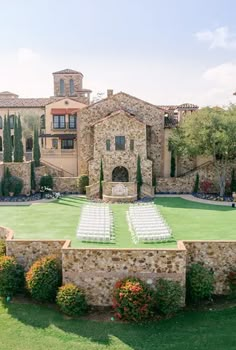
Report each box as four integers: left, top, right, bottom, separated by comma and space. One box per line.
0, 196, 235, 248
1, 301, 236, 350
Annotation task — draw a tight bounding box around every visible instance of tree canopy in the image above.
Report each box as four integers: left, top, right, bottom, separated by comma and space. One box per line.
169, 106, 236, 196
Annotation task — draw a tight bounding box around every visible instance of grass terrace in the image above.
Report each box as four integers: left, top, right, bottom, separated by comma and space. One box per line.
0, 196, 235, 248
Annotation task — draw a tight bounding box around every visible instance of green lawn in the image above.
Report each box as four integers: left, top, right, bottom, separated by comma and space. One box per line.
0, 196, 235, 248
1, 301, 236, 350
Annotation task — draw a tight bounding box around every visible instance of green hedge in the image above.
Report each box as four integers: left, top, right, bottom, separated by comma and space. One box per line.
56, 284, 88, 316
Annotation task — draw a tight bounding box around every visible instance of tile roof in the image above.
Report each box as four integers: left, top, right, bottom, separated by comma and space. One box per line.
157, 103, 198, 110
0, 97, 62, 108
53, 68, 83, 75
0, 91, 18, 96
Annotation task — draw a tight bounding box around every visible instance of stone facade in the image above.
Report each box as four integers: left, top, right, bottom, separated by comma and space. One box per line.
78, 93, 165, 182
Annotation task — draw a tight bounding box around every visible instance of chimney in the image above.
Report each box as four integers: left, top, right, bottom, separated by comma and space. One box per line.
107, 89, 113, 98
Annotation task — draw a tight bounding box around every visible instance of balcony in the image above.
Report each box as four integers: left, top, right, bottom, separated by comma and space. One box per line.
41, 149, 76, 157
51, 122, 77, 130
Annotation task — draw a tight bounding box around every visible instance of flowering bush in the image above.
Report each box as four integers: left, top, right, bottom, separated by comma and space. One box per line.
155, 279, 183, 315
186, 263, 214, 303
0, 240, 6, 257
26, 255, 62, 302
0, 256, 25, 297
112, 277, 155, 322
227, 269, 236, 297
200, 180, 213, 194
56, 284, 88, 316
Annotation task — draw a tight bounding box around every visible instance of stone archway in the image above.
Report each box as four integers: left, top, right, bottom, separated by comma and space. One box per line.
112, 166, 129, 182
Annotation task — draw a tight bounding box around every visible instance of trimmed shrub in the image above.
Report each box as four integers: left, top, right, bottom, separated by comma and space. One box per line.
31, 161, 36, 191
186, 263, 214, 303
231, 169, 236, 194
26, 255, 62, 302
39, 174, 53, 190
0, 256, 25, 297
155, 279, 183, 315
56, 284, 88, 316
227, 269, 236, 297
77, 175, 89, 194
1, 167, 12, 196
193, 173, 199, 193
113, 277, 155, 322
0, 240, 6, 256
8, 176, 23, 195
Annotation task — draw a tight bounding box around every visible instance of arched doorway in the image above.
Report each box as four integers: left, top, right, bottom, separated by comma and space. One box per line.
112, 166, 129, 182
26, 137, 33, 152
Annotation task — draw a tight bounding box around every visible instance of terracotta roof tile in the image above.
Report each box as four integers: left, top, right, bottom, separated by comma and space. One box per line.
53, 68, 83, 76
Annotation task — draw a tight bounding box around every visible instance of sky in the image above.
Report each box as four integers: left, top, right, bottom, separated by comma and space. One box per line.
0, 0, 236, 107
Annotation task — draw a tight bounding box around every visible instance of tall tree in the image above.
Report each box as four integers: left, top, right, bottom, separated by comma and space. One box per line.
33, 127, 41, 167
99, 159, 104, 199
169, 106, 236, 196
18, 116, 24, 162
136, 155, 143, 199
3, 115, 12, 162
170, 150, 176, 177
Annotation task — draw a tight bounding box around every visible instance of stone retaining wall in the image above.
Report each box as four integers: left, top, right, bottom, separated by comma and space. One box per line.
185, 241, 236, 294
62, 241, 186, 305
157, 177, 194, 193
6, 236, 67, 271
2, 225, 236, 305
53, 177, 79, 192
3, 161, 31, 195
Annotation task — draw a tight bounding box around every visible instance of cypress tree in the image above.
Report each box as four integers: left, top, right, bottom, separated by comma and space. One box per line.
99, 159, 104, 199
193, 173, 200, 193
33, 127, 41, 167
170, 150, 176, 177
3, 115, 12, 162
13, 115, 19, 162
136, 155, 143, 199
18, 116, 24, 162
31, 161, 36, 191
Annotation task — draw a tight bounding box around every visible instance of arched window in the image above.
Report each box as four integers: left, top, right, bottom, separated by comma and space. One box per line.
40, 114, 45, 129
69, 79, 74, 95
26, 137, 33, 152
9, 115, 15, 129
60, 79, 65, 95
0, 136, 2, 151
0, 116, 2, 129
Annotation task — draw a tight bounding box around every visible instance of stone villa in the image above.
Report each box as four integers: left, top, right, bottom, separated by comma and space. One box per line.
0, 68, 211, 198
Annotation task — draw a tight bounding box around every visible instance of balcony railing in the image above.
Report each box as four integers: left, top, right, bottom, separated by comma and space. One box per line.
51, 122, 77, 130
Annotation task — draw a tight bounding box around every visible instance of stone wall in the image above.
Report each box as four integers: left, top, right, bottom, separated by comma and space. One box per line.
78, 92, 164, 178
185, 241, 236, 294
3, 224, 236, 304
157, 177, 194, 193
4, 161, 31, 195
6, 238, 67, 271
62, 241, 187, 306
88, 110, 153, 186
53, 177, 79, 192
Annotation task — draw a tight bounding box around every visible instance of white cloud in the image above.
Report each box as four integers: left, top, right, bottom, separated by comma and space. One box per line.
195, 26, 236, 49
